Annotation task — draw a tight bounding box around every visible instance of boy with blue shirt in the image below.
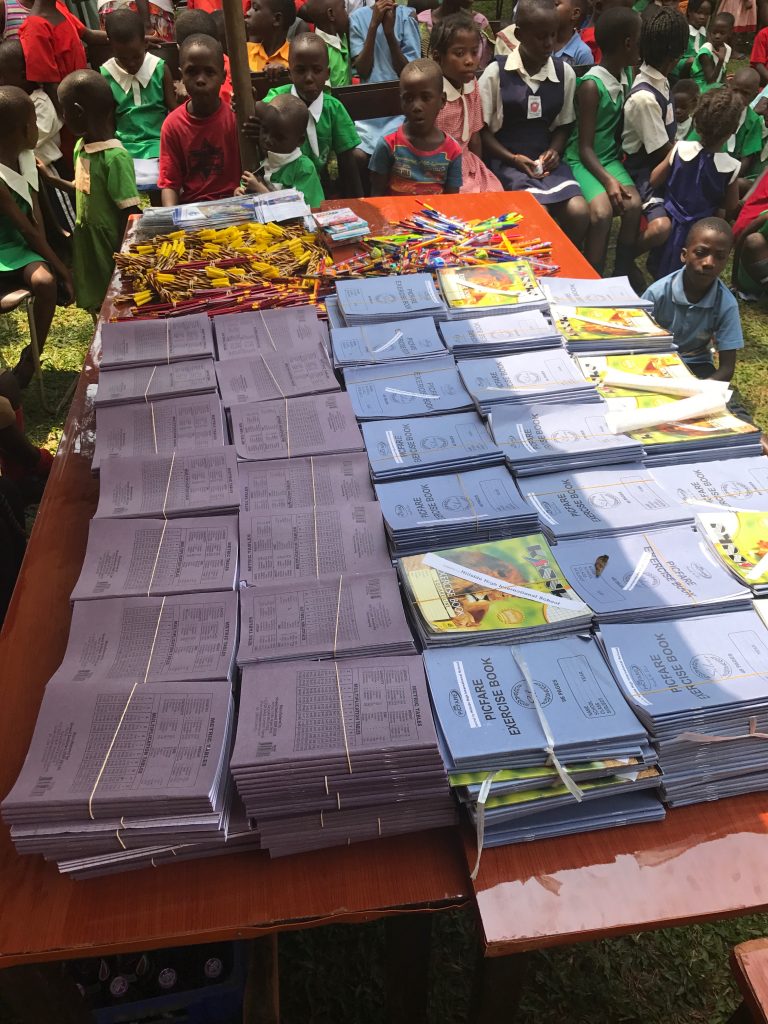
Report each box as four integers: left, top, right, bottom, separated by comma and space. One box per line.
642, 217, 743, 381
554, 0, 593, 65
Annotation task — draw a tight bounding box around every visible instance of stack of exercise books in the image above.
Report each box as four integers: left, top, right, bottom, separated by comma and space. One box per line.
553, 526, 752, 623
343, 355, 473, 420
457, 349, 598, 415
439, 310, 561, 357
436, 260, 548, 318
696, 512, 768, 596
334, 273, 448, 326
330, 317, 447, 369
424, 638, 663, 847
488, 402, 644, 475
313, 207, 370, 247
374, 466, 539, 556
229, 393, 364, 462
520, 465, 694, 541
599, 605, 768, 806
213, 306, 330, 361
100, 313, 215, 369
96, 359, 218, 407
361, 410, 504, 481
230, 656, 455, 857
239, 454, 375, 513
651, 456, 768, 513
214, 347, 338, 406
397, 535, 593, 647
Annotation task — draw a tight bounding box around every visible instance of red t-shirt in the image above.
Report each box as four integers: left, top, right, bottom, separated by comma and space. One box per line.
734, 173, 768, 238
158, 99, 242, 202
19, 2, 87, 83
221, 52, 234, 106
751, 26, 768, 66
581, 25, 601, 63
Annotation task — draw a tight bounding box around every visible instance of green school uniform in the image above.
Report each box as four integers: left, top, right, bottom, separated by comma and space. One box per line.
263, 85, 360, 176
0, 150, 43, 273
690, 42, 730, 93
633, 0, 651, 11
100, 53, 167, 160
73, 139, 139, 312
688, 105, 762, 174
564, 65, 634, 202
315, 28, 352, 87
264, 150, 325, 208
673, 24, 705, 78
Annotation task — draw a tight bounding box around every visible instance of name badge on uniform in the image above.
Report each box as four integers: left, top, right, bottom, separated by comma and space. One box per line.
527, 94, 542, 119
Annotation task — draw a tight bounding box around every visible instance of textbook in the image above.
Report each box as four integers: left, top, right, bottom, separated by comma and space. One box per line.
95, 447, 239, 519
229, 393, 364, 462
436, 260, 547, 317
92, 393, 226, 471
554, 525, 751, 622
334, 273, 447, 325
438, 309, 561, 357
521, 464, 694, 541
361, 411, 504, 481
238, 454, 375, 513
214, 347, 338, 407
344, 355, 473, 420
397, 535, 593, 646
100, 313, 215, 369
457, 349, 598, 414
696, 511, 768, 595
374, 466, 538, 556
95, 359, 218, 406
71, 515, 239, 600
489, 403, 643, 475
330, 317, 446, 368
213, 306, 329, 361
652, 457, 768, 513
541, 275, 654, 308
550, 304, 673, 353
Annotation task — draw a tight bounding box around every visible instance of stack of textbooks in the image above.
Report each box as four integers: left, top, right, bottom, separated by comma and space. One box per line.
343, 355, 473, 420
136, 190, 310, 236
238, 453, 375, 513
489, 403, 644, 475
439, 310, 561, 357
214, 347, 338, 406
553, 525, 751, 623
651, 456, 768, 512
521, 465, 694, 541
313, 207, 370, 247
229, 393, 364, 462
374, 466, 539, 556
457, 349, 598, 415
436, 260, 548, 318
397, 535, 593, 646
425, 638, 663, 847
361, 411, 504, 481
213, 306, 329, 361
696, 511, 768, 596
230, 657, 455, 857
541, 275, 654, 308
333, 274, 448, 326
100, 314, 215, 369
330, 317, 446, 369
96, 360, 218, 406
600, 606, 768, 806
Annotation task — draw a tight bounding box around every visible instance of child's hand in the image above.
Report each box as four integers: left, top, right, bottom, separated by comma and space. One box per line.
174, 78, 188, 100
57, 267, 74, 304
605, 176, 628, 213
242, 113, 263, 142
264, 61, 289, 81
240, 170, 269, 194
512, 154, 544, 178
372, 0, 395, 28
538, 149, 559, 174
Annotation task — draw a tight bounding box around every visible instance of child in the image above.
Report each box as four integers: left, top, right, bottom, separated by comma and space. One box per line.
648, 85, 741, 278
418, 0, 493, 72
732, 167, 768, 297
673, 0, 710, 79
349, 0, 421, 169
429, 13, 503, 192
240, 92, 325, 205
100, 9, 176, 193
0, 85, 71, 386
554, 0, 593, 64
751, 22, 768, 84
1, 0, 32, 41
672, 78, 699, 138
689, 11, 732, 92
563, 6, 642, 272
716, 0, 755, 55
175, 9, 234, 106
246, 0, 294, 73
727, 67, 763, 194
0, 371, 54, 493
302, 0, 351, 86
622, 7, 689, 277
18, 0, 107, 87
369, 57, 462, 195
479, 0, 587, 241
259, 33, 362, 196
57, 70, 139, 313
580, 0, 633, 61
642, 217, 742, 380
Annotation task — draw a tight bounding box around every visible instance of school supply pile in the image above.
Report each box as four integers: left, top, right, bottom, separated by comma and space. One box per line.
213, 306, 330, 361
214, 346, 339, 407
457, 349, 599, 415
330, 317, 447, 368
135, 190, 312, 236
436, 260, 548, 319
696, 511, 768, 596
229, 393, 364, 463
95, 360, 218, 407
313, 207, 370, 247
651, 457, 768, 513
439, 310, 561, 357
343, 355, 474, 420
238, 454, 375, 513
334, 273, 448, 325
99, 313, 215, 368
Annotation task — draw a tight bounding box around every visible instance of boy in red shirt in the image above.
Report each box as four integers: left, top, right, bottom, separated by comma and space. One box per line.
158, 33, 241, 205
750, 25, 768, 83
580, 0, 632, 62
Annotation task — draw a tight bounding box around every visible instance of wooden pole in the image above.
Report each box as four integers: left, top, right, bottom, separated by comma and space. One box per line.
222, 0, 260, 173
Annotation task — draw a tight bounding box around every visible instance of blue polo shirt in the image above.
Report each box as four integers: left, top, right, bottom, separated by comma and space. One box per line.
641, 269, 743, 366
554, 30, 593, 67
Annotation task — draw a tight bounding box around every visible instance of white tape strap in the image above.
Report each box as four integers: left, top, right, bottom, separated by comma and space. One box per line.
470, 771, 499, 881
161, 450, 176, 520
146, 519, 168, 596
143, 365, 157, 403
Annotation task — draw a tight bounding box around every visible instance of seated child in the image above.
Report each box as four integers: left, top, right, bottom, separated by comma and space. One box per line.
672, 78, 698, 139
674, 0, 710, 78
480, 0, 587, 241
97, 0, 175, 42
101, 9, 176, 192
418, 0, 493, 71
369, 57, 462, 195
732, 166, 768, 297
302, 0, 351, 86
563, 6, 642, 272
159, 34, 240, 206
727, 67, 763, 195
580, 0, 633, 61
648, 85, 742, 278
258, 33, 362, 196
554, 0, 593, 65
717, 0, 755, 56
246, 0, 294, 73
57, 70, 140, 313
0, 85, 71, 385
642, 217, 742, 380
751, 23, 768, 85
689, 11, 732, 92
349, 0, 421, 168
0, 371, 54, 492
19, 0, 107, 87
175, 9, 234, 106
429, 13, 503, 192
241, 92, 325, 206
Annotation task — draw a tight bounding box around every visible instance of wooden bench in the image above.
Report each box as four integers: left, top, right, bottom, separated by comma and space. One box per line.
250, 74, 402, 121
730, 939, 768, 1023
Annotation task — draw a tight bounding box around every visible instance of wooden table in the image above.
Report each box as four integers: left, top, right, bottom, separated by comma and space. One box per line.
732, 938, 768, 1023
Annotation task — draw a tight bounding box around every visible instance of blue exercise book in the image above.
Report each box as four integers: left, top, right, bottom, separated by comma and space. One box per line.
438, 310, 560, 356
330, 317, 446, 367
335, 274, 447, 324
457, 348, 597, 413
652, 457, 768, 513
343, 356, 474, 420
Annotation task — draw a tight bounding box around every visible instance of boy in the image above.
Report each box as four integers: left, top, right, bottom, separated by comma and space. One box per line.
240, 92, 324, 206
57, 70, 140, 313
259, 34, 362, 196
158, 33, 241, 206
733, 169, 768, 299
175, 9, 233, 105
554, 0, 592, 64
302, 0, 351, 86
750, 21, 768, 84
642, 217, 742, 381
369, 57, 462, 195
728, 67, 763, 195
672, 78, 698, 140
580, 0, 633, 61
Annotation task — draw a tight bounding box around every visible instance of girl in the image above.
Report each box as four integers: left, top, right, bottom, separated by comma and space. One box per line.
430, 13, 503, 192
563, 5, 642, 272
674, 0, 710, 78
648, 85, 742, 278
246, 0, 294, 73
479, 0, 588, 243
716, 0, 755, 54
418, 0, 493, 71
690, 10, 733, 90
18, 0, 107, 86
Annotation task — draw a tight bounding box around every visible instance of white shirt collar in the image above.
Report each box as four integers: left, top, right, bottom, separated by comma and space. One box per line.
103, 53, 160, 106
675, 115, 692, 139
290, 85, 323, 156
0, 149, 37, 207
314, 26, 343, 51
442, 76, 475, 102
82, 139, 126, 154
588, 65, 629, 101
264, 147, 303, 182
635, 62, 669, 98
726, 107, 747, 153
504, 47, 558, 84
